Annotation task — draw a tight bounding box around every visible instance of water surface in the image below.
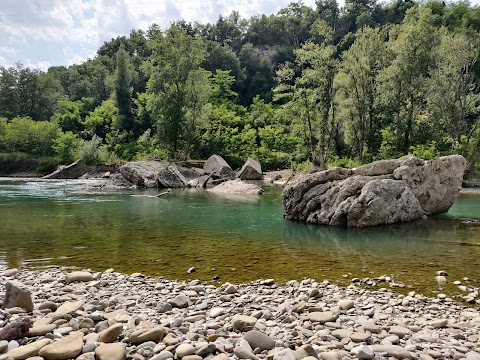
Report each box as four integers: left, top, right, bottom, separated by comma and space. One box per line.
1, 177, 479, 299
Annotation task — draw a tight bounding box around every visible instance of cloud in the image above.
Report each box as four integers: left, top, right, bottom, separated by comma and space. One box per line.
0, 0, 319, 69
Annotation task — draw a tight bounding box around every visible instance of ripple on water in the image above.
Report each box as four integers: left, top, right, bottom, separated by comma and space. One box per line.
0, 180, 480, 300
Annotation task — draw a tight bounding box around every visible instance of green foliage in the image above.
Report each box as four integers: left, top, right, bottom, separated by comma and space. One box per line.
327, 156, 362, 168
76, 135, 105, 165
2, 117, 59, 155
336, 26, 387, 160
274, 21, 337, 168
112, 46, 135, 135
52, 131, 80, 164
145, 24, 208, 159
409, 142, 440, 160
1, 0, 480, 171
83, 100, 118, 139
51, 100, 82, 133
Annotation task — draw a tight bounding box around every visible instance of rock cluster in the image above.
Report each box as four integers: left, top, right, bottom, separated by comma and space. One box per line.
1, 267, 480, 360
81, 156, 264, 197
283, 155, 467, 227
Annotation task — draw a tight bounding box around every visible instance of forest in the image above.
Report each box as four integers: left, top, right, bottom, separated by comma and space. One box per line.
0, 0, 480, 173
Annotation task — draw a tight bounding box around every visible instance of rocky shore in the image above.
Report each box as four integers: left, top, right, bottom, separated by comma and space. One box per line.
0, 267, 480, 360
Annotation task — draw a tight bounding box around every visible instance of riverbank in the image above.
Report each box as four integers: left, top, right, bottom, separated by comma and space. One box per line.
0, 267, 479, 360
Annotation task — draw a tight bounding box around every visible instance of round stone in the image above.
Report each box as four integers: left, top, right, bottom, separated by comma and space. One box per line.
175, 344, 196, 358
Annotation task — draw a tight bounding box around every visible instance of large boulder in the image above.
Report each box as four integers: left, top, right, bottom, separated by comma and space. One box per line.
283, 155, 466, 227
120, 161, 187, 188
203, 155, 235, 179
237, 158, 263, 180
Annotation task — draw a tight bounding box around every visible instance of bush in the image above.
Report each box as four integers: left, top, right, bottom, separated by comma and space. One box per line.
52, 131, 79, 164
76, 135, 105, 165
328, 156, 362, 168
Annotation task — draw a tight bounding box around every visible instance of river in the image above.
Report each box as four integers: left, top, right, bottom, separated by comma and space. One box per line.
1, 177, 479, 300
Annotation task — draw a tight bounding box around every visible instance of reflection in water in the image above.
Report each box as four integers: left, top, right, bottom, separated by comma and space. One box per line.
1, 177, 480, 298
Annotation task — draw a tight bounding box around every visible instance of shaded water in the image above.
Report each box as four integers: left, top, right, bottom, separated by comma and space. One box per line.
1, 177, 480, 299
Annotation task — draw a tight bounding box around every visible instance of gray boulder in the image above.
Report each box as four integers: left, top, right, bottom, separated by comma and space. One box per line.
204, 155, 235, 179
43, 159, 85, 179
120, 161, 187, 188
283, 155, 466, 227
237, 158, 263, 180
177, 166, 206, 182
158, 165, 188, 188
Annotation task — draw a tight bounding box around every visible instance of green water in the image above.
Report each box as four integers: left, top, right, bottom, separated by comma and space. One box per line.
1, 177, 480, 299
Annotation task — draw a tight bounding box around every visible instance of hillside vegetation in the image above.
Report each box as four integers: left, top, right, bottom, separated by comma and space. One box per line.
1, 0, 480, 172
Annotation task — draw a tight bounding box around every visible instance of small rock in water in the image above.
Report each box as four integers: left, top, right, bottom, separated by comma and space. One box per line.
436, 276, 447, 286
187, 267, 196, 274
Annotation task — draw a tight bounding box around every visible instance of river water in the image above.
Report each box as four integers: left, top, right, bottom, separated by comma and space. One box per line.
1, 177, 479, 299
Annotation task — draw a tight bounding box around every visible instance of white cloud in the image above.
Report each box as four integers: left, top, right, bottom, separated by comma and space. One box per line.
23, 60, 52, 72
0, 0, 336, 69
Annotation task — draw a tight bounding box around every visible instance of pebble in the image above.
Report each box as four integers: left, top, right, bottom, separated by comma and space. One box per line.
351, 345, 375, 359
176, 343, 196, 358
232, 314, 257, 332
0, 267, 478, 360
95, 343, 126, 360
350, 332, 371, 342
3, 280, 34, 312
28, 324, 57, 336
64, 271, 93, 283
130, 327, 164, 345
38, 331, 84, 359
6, 338, 51, 359
243, 330, 275, 350
337, 299, 354, 310
234, 346, 259, 360
389, 325, 412, 338
98, 323, 123, 343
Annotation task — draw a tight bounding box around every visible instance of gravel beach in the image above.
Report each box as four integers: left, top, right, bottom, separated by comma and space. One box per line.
0, 266, 479, 360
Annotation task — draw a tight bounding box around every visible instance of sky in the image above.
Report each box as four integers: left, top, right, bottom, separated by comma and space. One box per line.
0, 0, 318, 71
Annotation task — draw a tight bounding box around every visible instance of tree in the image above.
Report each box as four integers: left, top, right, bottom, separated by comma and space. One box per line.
83, 100, 118, 139
427, 29, 480, 167
274, 21, 337, 168
379, 6, 437, 154
145, 24, 208, 159
112, 46, 134, 136
336, 26, 387, 160
3, 117, 59, 155
0, 64, 62, 121
51, 100, 82, 133
52, 131, 80, 164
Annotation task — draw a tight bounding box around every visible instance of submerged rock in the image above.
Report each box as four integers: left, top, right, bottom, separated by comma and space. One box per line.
209, 179, 263, 196
283, 155, 466, 227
